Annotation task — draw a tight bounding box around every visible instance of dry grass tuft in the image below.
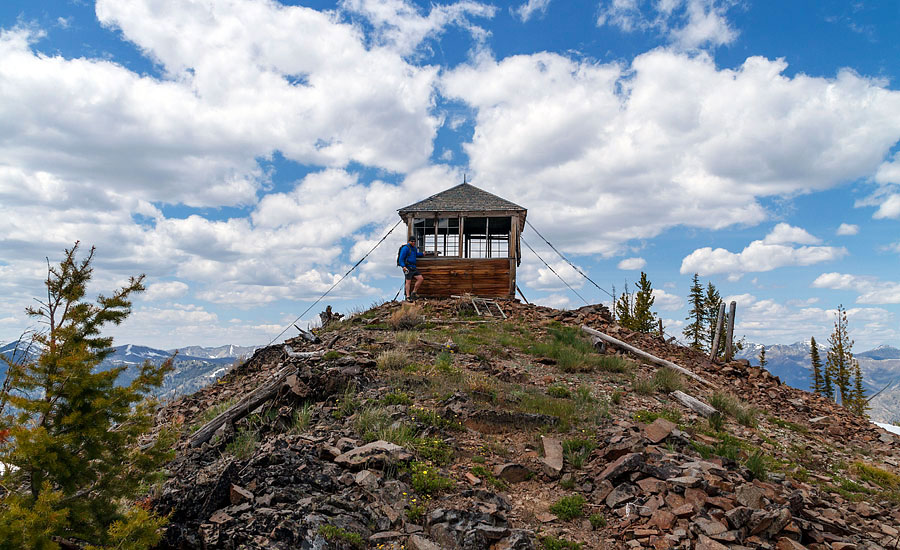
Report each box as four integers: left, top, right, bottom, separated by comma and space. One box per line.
389, 303, 423, 330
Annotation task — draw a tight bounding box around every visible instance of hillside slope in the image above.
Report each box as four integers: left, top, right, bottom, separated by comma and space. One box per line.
150, 300, 900, 550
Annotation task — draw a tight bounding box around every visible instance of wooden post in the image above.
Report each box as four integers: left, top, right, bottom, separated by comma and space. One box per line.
709, 302, 726, 361
724, 301, 736, 362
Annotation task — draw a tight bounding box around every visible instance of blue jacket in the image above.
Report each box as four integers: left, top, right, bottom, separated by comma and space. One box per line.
399, 244, 423, 268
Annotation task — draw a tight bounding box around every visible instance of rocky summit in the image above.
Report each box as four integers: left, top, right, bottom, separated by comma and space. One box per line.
148, 299, 900, 550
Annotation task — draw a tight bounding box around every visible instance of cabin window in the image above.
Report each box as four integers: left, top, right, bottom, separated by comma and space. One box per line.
412, 217, 460, 256
463, 217, 510, 258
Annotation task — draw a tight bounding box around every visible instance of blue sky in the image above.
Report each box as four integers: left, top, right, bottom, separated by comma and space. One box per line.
0, 0, 899, 350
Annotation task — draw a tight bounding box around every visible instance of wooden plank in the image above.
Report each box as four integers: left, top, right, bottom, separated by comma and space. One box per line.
709, 302, 726, 361
580, 326, 716, 388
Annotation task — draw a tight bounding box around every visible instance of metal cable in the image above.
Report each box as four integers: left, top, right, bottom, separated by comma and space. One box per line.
266, 220, 404, 347
524, 220, 615, 300
521, 236, 590, 306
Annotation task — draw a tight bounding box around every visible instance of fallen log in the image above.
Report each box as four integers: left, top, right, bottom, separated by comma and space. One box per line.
580, 326, 716, 388
188, 365, 295, 448
284, 346, 325, 359
671, 390, 717, 417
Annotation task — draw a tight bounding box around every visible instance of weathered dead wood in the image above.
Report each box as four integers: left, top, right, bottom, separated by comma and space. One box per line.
418, 339, 460, 352
581, 326, 716, 388
284, 346, 325, 359
671, 390, 717, 417
725, 301, 737, 362
589, 335, 607, 353
293, 324, 321, 344
709, 302, 726, 361
326, 334, 340, 349
189, 365, 295, 448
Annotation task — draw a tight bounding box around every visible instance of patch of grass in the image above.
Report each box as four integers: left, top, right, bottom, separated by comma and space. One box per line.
318, 525, 364, 549
547, 384, 572, 399
852, 462, 900, 490
410, 461, 454, 495
382, 391, 413, 406
574, 385, 593, 404
511, 388, 577, 432
355, 407, 418, 446
528, 325, 604, 373
769, 416, 808, 434
192, 397, 238, 432
610, 389, 623, 405
633, 408, 681, 425
559, 477, 575, 490
291, 402, 313, 432
376, 349, 408, 371
331, 385, 361, 419
322, 350, 343, 361
632, 376, 657, 395
589, 513, 606, 529
652, 367, 683, 393
708, 392, 758, 427
470, 465, 509, 491
745, 450, 768, 481
396, 330, 418, 345
226, 428, 259, 460
563, 438, 596, 469
540, 536, 583, 550
389, 303, 423, 330
466, 373, 499, 402
550, 495, 585, 521
708, 411, 724, 432
597, 355, 631, 373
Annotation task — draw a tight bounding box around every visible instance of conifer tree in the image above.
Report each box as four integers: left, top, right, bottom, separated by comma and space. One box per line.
758, 345, 767, 369
0, 243, 173, 549
703, 282, 723, 353
615, 285, 634, 330
809, 336, 825, 395
849, 359, 869, 416
825, 305, 854, 405
683, 274, 705, 350
632, 272, 657, 333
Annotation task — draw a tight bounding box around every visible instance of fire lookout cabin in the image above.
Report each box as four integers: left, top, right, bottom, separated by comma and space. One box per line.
398, 182, 526, 299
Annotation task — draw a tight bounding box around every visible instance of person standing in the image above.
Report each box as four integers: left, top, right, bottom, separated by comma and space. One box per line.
399, 236, 424, 300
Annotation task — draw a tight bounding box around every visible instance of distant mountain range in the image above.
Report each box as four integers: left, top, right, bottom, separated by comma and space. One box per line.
0, 341, 260, 401
737, 342, 900, 425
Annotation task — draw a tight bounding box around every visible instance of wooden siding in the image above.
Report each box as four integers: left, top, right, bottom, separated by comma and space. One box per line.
414, 258, 513, 298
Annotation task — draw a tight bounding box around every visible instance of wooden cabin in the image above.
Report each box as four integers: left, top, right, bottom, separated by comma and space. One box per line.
398, 183, 526, 299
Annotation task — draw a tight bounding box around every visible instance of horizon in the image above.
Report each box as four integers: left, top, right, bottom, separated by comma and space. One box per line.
1, 0, 899, 350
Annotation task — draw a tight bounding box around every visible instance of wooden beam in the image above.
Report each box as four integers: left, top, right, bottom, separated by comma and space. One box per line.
580, 326, 716, 388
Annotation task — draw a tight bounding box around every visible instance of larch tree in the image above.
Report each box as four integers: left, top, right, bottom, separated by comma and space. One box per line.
0, 243, 174, 550
809, 336, 825, 395
683, 274, 705, 350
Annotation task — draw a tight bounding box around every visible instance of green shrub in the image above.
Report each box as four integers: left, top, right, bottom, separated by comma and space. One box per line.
382, 391, 413, 406
549, 495, 585, 521
415, 437, 453, 465
547, 384, 572, 399
652, 367, 683, 393
540, 536, 583, 550
563, 438, 596, 469
410, 462, 454, 495
406, 502, 426, 523
323, 350, 343, 361
589, 513, 606, 529
597, 355, 631, 373
633, 408, 681, 424
318, 524, 364, 548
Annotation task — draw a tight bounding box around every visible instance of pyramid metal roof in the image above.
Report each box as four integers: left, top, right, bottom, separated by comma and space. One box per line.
398, 183, 525, 214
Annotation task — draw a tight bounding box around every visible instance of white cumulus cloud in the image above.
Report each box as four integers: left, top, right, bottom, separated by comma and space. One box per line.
513, 0, 551, 22
836, 223, 860, 236
597, 0, 738, 50
812, 272, 900, 304
617, 257, 647, 270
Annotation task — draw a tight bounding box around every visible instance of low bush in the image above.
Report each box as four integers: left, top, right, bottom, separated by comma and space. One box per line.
410, 462, 454, 495
389, 303, 423, 330
652, 367, 683, 393
547, 384, 572, 399
318, 525, 364, 548
550, 495, 585, 521
563, 438, 596, 469
376, 350, 407, 371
